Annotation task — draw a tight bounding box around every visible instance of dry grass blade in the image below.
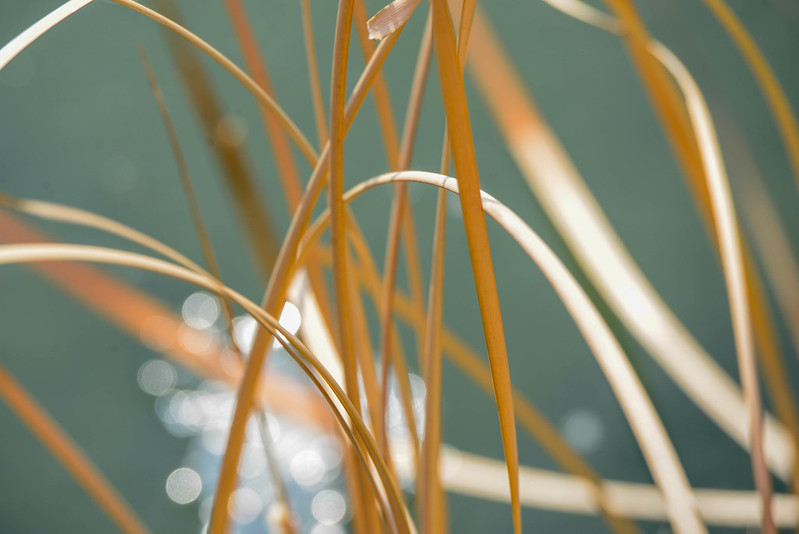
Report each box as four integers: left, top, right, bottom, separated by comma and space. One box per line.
300, 0, 329, 148
304, 231, 638, 532
700, 0, 799, 193
0, 0, 93, 71
150, 0, 280, 277
0, 209, 332, 428
429, 1, 521, 531
0, 363, 150, 534
466, 6, 794, 482
367, 0, 422, 40
109, 0, 318, 165
432, 447, 798, 528
140, 47, 299, 534
419, 190, 448, 534
346, 169, 705, 533
0, 243, 412, 534
224, 0, 304, 209
210, 28, 407, 534
652, 41, 774, 530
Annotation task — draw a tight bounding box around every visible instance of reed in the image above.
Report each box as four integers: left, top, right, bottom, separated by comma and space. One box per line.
1, 0, 798, 532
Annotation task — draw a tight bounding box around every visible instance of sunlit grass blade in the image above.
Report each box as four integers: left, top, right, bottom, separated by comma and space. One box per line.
345, 169, 705, 533
0, 363, 150, 534
209, 28, 408, 534
431, 446, 798, 528
109, 0, 318, 165
0, 242, 413, 534
429, 1, 521, 531
466, 5, 795, 483
651, 41, 774, 530
0, 0, 92, 71
367, 0, 422, 40
308, 228, 638, 532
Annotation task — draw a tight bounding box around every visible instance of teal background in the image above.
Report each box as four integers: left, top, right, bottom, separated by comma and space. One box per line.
1, 0, 798, 532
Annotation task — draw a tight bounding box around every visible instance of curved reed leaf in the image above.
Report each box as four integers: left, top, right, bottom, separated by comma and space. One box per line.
467, 6, 794, 482
0, 243, 413, 534
342, 170, 703, 533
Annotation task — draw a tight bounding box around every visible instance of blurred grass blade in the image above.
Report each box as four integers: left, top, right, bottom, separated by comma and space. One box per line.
140, 46, 299, 534
0, 208, 331, 428
652, 40, 774, 530
419, 190, 448, 534
110, 0, 318, 165
150, 0, 279, 278
466, 6, 794, 482
0, 363, 150, 534
429, 446, 799, 528
700, 0, 799, 194
300, 0, 329, 148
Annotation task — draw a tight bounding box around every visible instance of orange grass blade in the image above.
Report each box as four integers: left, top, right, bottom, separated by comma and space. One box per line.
419, 190, 448, 534
652, 41, 774, 529
308, 237, 640, 532
109, 0, 318, 165
466, 6, 794, 483
0, 243, 412, 534
700, 0, 799, 195
344, 170, 705, 533
429, 1, 521, 531
150, 0, 280, 276
300, 0, 329, 148
223, 0, 304, 208
140, 47, 299, 533
0, 363, 150, 534
0, 209, 330, 428
212, 29, 409, 534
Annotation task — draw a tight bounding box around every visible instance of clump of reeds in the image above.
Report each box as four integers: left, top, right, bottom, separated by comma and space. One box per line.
1, 0, 798, 532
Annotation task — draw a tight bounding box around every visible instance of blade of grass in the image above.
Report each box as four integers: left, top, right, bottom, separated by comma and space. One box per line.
344, 169, 707, 533
419, 190, 448, 534
223, 0, 304, 209
213, 27, 411, 534
0, 363, 150, 534
139, 47, 299, 534
429, 1, 521, 531
467, 5, 795, 482
367, 0, 423, 40
107, 0, 318, 165
651, 40, 774, 530
0, 208, 332, 428
431, 446, 798, 528
0, 0, 93, 71
0, 242, 412, 534
300, 0, 329, 148
151, 0, 280, 278
699, 0, 799, 195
